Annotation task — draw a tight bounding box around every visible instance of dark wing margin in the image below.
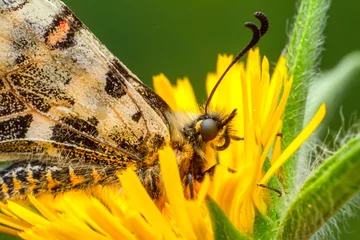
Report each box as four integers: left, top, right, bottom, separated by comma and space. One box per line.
109, 58, 171, 128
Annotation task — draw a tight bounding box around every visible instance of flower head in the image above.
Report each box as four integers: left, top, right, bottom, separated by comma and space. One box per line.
154, 48, 325, 234
0, 49, 325, 239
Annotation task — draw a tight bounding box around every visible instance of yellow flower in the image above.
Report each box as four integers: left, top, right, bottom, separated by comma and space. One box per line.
154, 48, 326, 234
0, 48, 325, 239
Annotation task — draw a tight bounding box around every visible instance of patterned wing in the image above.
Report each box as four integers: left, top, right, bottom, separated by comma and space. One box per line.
0, 0, 171, 165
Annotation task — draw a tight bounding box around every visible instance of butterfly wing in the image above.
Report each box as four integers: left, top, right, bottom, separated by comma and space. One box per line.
0, 0, 171, 198
0, 0, 171, 161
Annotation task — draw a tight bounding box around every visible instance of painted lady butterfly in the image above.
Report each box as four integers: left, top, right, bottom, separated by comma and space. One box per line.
0, 0, 267, 201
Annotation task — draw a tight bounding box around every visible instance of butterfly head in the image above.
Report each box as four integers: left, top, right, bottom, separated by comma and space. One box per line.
182, 108, 239, 151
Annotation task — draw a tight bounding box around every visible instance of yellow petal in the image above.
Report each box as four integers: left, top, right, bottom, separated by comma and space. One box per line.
153, 73, 177, 110
159, 146, 196, 239
260, 104, 326, 184
118, 170, 173, 237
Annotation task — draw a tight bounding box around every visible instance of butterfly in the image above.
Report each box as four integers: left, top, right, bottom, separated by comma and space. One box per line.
0, 0, 268, 201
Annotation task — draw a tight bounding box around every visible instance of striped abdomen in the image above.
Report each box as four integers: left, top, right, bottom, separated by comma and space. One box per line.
0, 160, 119, 200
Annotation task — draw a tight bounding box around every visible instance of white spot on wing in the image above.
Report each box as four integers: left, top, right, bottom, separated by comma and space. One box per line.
26, 114, 54, 139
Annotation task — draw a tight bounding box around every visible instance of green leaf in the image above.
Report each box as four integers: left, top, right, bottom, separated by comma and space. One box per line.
282, 0, 330, 188
296, 52, 360, 190
206, 197, 249, 240
277, 135, 360, 240
253, 213, 277, 240
304, 51, 360, 132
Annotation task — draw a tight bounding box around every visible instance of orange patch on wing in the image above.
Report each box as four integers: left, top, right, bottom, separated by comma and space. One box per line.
69, 167, 85, 186
46, 20, 70, 46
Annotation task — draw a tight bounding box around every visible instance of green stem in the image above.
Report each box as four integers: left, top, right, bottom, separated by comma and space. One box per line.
277, 135, 360, 239
282, 0, 330, 189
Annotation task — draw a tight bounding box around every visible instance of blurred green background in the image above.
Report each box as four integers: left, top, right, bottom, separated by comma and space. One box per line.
3, 0, 360, 239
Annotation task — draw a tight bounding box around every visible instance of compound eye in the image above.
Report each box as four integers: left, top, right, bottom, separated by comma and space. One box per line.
200, 119, 218, 141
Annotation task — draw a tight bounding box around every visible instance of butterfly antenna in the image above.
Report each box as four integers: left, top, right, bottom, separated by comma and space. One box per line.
204, 12, 269, 113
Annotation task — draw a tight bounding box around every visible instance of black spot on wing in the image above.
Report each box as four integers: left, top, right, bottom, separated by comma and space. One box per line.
43, 5, 83, 50
14, 54, 30, 65
50, 123, 99, 151
131, 111, 142, 122
0, 92, 27, 117
17, 90, 51, 113
87, 116, 99, 126
105, 69, 127, 98
50, 116, 101, 151
61, 117, 99, 136
0, 114, 33, 141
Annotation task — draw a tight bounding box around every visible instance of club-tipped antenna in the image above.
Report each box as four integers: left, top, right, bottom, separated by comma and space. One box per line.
204, 12, 269, 113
